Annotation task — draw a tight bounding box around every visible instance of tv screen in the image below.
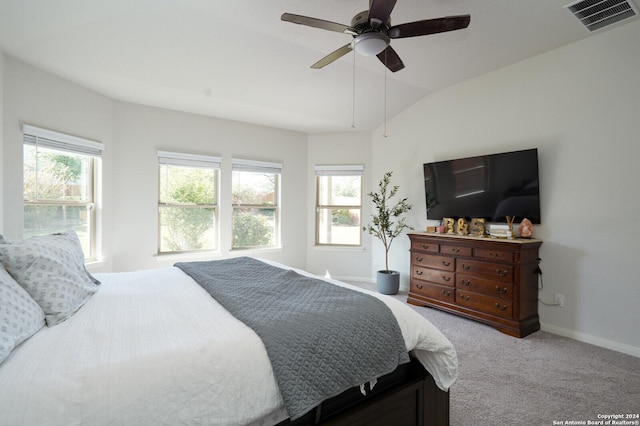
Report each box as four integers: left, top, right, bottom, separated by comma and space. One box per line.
423, 148, 541, 224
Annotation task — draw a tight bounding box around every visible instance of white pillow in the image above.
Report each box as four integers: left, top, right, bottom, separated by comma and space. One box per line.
0, 264, 46, 364
0, 230, 100, 326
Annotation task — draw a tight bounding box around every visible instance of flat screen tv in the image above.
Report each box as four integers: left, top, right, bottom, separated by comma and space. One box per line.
423, 148, 541, 224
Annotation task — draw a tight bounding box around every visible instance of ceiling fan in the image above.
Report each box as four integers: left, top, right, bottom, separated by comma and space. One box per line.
281, 0, 470, 72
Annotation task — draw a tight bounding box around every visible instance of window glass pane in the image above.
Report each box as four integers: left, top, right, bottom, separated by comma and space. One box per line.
159, 206, 216, 252
317, 176, 361, 207
24, 145, 92, 202
158, 163, 218, 254
159, 165, 216, 205
23, 204, 91, 254
316, 174, 362, 246
232, 171, 276, 205
317, 207, 361, 245
232, 207, 276, 248
23, 142, 95, 259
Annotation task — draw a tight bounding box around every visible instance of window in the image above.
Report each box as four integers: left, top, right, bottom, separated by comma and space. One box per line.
315, 165, 363, 246
23, 125, 103, 260
158, 151, 220, 254
232, 159, 281, 249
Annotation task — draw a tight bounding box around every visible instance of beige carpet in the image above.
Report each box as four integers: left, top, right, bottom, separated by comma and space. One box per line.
347, 282, 640, 426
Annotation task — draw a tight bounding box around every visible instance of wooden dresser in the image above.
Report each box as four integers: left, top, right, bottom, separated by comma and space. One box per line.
407, 232, 542, 338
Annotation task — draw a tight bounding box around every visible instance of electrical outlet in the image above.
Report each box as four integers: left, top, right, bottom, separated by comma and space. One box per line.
554, 293, 565, 307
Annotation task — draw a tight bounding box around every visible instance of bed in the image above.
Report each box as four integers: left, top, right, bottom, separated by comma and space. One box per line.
0, 231, 457, 426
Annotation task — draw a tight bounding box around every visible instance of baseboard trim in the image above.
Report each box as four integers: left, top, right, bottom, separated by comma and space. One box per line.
540, 322, 640, 358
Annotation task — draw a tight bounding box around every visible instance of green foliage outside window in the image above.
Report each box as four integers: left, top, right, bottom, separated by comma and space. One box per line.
231, 171, 277, 249
159, 165, 216, 252
232, 210, 273, 248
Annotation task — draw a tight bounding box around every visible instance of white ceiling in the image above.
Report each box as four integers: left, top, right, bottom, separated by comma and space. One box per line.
0, 0, 631, 133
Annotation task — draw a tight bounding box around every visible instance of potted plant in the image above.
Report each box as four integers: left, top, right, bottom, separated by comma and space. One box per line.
363, 171, 413, 294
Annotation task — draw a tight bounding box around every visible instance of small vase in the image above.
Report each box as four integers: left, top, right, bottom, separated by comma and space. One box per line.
376, 270, 400, 295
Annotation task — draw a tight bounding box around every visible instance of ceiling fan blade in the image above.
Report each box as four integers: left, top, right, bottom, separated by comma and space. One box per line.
388, 15, 470, 38
376, 45, 405, 72
368, 0, 398, 25
281, 13, 352, 34
311, 44, 353, 69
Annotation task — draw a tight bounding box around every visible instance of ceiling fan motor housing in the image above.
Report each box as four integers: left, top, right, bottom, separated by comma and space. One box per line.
351, 10, 392, 56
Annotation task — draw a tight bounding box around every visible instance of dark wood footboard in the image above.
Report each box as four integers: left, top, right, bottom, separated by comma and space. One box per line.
279, 358, 450, 426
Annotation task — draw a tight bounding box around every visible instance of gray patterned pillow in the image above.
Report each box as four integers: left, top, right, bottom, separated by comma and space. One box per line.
0, 264, 45, 364
0, 230, 100, 326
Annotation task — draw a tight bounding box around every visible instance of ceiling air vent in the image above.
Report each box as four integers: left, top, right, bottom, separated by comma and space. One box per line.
565, 0, 638, 31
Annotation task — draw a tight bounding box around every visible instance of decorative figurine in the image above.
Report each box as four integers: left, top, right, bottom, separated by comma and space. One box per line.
456, 218, 468, 235
443, 217, 455, 234
470, 218, 486, 237
518, 218, 534, 238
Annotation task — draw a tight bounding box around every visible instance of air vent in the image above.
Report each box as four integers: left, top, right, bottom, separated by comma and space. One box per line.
565, 0, 638, 31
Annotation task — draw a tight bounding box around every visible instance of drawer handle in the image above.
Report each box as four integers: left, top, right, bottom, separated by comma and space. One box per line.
422, 244, 430, 250
461, 295, 470, 302
495, 302, 508, 311
416, 270, 423, 276
495, 286, 508, 294
442, 276, 451, 282
416, 256, 423, 262
441, 289, 451, 297
442, 261, 451, 267
462, 264, 471, 271
496, 269, 507, 277
489, 252, 499, 258
416, 283, 423, 290
451, 248, 460, 253
460, 279, 471, 286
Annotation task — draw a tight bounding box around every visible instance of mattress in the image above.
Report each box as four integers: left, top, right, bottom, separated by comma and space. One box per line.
0, 260, 457, 426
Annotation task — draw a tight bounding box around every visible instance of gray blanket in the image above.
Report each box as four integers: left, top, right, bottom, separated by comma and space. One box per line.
175, 257, 409, 420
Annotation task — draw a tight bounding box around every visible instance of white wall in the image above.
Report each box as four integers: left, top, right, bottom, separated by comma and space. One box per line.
1, 56, 115, 271
112, 102, 308, 271
370, 21, 640, 356
306, 131, 373, 281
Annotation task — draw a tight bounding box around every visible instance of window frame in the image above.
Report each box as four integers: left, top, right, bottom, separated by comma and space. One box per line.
157, 151, 221, 255
22, 125, 103, 261
315, 164, 364, 247
231, 158, 282, 250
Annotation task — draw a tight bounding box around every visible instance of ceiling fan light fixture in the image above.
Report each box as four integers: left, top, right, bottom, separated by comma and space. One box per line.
354, 32, 390, 56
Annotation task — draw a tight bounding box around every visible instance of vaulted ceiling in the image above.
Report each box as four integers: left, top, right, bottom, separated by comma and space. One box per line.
0, 0, 636, 133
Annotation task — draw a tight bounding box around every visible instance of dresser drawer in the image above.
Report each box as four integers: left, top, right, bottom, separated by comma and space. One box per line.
440, 245, 472, 257
411, 281, 455, 303
457, 274, 513, 301
412, 254, 454, 271
473, 248, 514, 263
456, 290, 513, 319
456, 259, 513, 283
411, 240, 439, 253
412, 266, 455, 287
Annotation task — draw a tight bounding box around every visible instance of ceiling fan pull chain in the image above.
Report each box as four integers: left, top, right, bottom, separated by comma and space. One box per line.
352, 49, 356, 128
383, 49, 388, 138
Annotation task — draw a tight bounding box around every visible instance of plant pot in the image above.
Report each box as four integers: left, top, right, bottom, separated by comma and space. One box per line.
376, 270, 400, 295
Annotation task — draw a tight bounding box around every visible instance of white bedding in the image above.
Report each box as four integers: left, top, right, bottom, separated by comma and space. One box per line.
0, 260, 457, 426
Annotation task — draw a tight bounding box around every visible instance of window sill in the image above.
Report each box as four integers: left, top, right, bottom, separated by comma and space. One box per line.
230, 246, 283, 255
155, 246, 283, 262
